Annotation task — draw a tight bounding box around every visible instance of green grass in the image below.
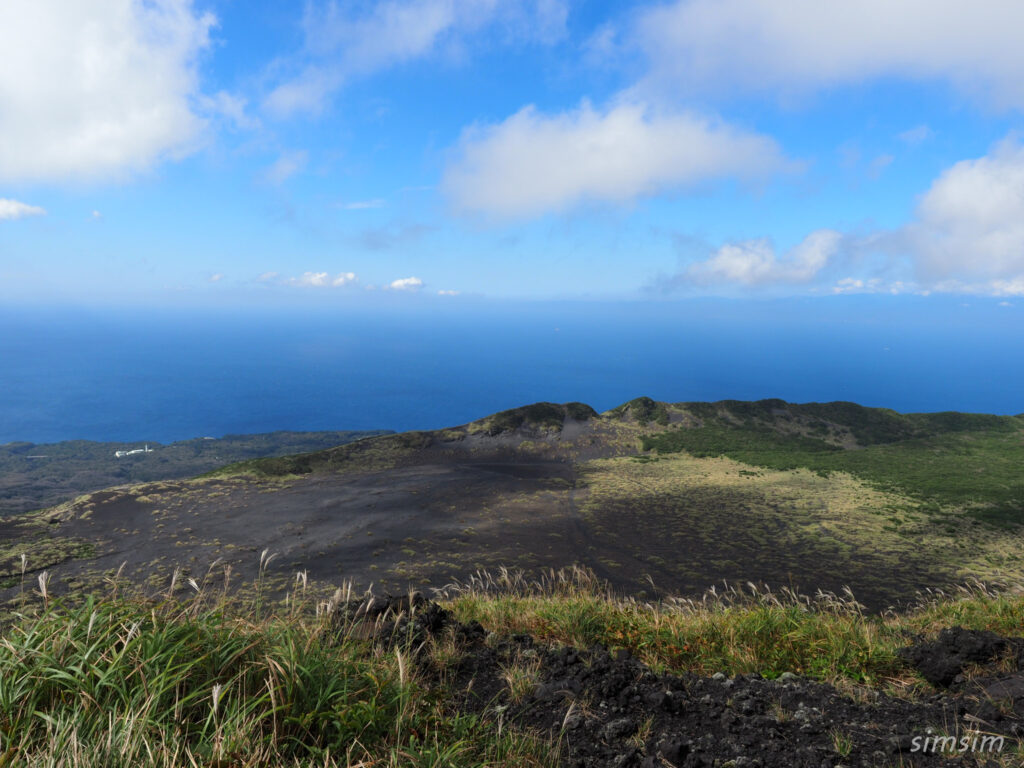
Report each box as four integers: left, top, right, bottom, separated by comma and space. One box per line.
451, 592, 901, 684
0, 588, 553, 767
642, 407, 1024, 525
2, 564, 1023, 765
444, 568, 1024, 688
607, 396, 670, 426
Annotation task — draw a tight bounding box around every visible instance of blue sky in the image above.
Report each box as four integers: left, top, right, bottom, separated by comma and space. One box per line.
3, 0, 1024, 307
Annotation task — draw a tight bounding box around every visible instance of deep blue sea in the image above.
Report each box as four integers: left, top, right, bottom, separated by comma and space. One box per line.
2, 297, 1022, 444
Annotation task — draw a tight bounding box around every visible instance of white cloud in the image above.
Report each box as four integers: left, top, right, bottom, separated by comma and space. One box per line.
208, 273, 223, 283
199, 90, 260, 131
442, 100, 787, 217
288, 271, 330, 287
899, 125, 934, 145
339, 199, 386, 210
664, 137, 1024, 297
633, 0, 1024, 109
388, 276, 423, 291
265, 0, 568, 117
263, 66, 337, 117
284, 271, 359, 288
263, 151, 308, 184
831, 277, 914, 295
906, 136, 1024, 283
0, 198, 46, 220
686, 229, 841, 286
832, 277, 865, 293
437, 289, 459, 295
0, 0, 215, 183
983, 279, 1024, 296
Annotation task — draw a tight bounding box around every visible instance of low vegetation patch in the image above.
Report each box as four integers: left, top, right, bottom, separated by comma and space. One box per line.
1, 563, 1023, 766
0, 580, 552, 767
642, 402, 1024, 526
607, 397, 670, 426
442, 567, 1024, 687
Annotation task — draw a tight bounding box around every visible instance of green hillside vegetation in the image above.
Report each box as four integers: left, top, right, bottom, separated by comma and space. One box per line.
470, 402, 599, 436
9, 397, 1024, 618
607, 396, 670, 426
1, 565, 1022, 767
5, 398, 1024, 763
643, 401, 1024, 526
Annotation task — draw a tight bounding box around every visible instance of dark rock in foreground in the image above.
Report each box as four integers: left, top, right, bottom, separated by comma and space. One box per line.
342, 597, 1024, 767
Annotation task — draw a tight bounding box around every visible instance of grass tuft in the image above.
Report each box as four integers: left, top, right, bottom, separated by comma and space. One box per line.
2, 563, 1022, 765
444, 567, 1024, 687
0, 579, 554, 767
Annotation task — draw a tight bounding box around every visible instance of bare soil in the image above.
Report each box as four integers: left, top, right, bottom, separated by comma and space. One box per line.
0, 421, 968, 609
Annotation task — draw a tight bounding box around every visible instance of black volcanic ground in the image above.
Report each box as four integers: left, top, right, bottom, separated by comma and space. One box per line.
4, 399, 1002, 611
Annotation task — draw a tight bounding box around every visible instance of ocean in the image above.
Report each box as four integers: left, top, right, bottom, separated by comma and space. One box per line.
2, 297, 1022, 444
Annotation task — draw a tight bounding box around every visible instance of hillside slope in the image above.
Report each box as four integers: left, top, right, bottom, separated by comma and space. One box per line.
2, 398, 1023, 611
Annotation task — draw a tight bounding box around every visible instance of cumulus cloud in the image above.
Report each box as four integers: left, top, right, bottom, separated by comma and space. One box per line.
830, 277, 914, 295
0, 0, 215, 182
287, 271, 331, 287
685, 230, 842, 287
662, 137, 1024, 297
905, 136, 1024, 286
633, 0, 1024, 109
265, 0, 568, 116
0, 198, 46, 220
284, 271, 358, 287
987, 279, 1024, 296
442, 100, 788, 217
388, 276, 423, 291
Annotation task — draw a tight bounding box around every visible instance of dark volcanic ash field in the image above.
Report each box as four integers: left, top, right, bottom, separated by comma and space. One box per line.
1, 400, 1001, 610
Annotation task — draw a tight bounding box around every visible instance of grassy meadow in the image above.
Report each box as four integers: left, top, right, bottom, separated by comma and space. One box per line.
0, 563, 1022, 766
643, 401, 1024, 526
